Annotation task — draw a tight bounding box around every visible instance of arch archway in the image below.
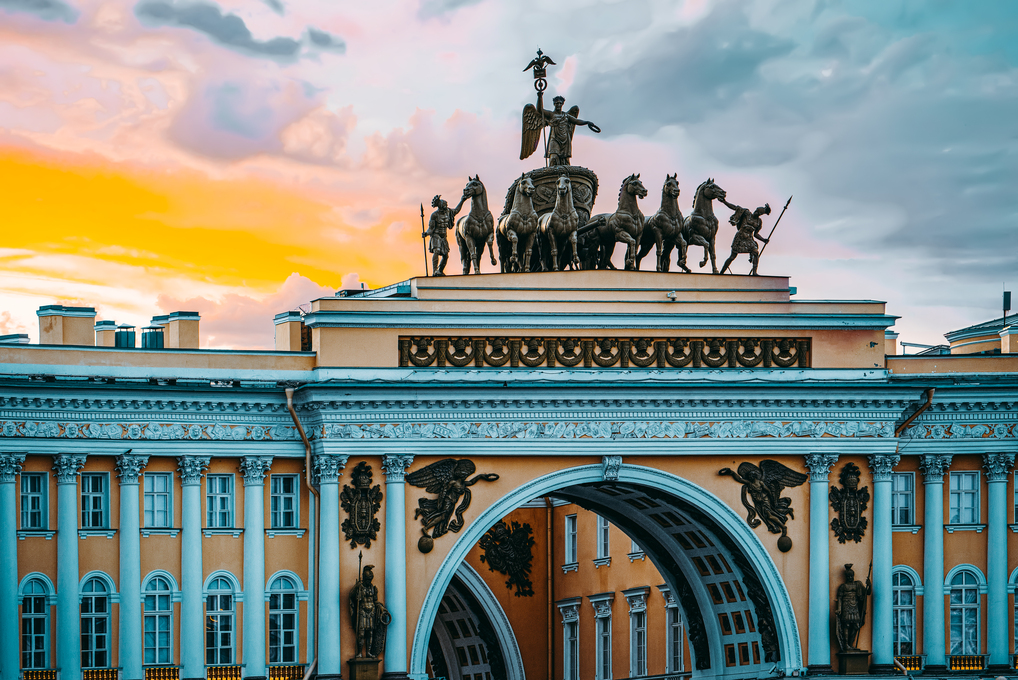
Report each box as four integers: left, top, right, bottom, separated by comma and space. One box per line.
410, 463, 802, 680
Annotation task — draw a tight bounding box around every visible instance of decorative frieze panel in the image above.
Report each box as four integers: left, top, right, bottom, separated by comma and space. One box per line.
399, 336, 811, 369
0, 420, 297, 441
904, 423, 1016, 439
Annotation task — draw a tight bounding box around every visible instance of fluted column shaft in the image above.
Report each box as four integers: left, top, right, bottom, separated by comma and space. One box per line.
920, 454, 951, 671
805, 453, 838, 671
54, 454, 86, 679
241, 456, 273, 680
313, 454, 347, 680
868, 453, 899, 671
381, 455, 414, 680
117, 454, 150, 680
984, 453, 1015, 670
178, 456, 210, 680
0, 454, 26, 680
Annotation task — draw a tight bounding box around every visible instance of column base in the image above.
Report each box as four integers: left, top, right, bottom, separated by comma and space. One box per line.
380, 673, 411, 680
868, 663, 896, 674
806, 664, 833, 674
921, 664, 947, 674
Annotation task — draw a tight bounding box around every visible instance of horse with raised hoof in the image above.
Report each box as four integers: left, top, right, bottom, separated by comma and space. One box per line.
681, 178, 726, 274
636, 173, 689, 272
594, 173, 648, 270
496, 173, 539, 272
538, 174, 580, 271
455, 175, 497, 275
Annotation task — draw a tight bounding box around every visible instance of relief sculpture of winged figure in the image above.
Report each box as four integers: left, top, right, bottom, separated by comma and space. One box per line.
406, 458, 499, 553
719, 460, 808, 552
521, 90, 600, 166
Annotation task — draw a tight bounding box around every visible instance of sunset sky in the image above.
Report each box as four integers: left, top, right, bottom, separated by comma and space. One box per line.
1, 0, 1016, 349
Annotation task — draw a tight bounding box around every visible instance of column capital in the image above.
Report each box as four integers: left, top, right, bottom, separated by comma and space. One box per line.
0, 454, 25, 483
177, 455, 210, 486
115, 452, 150, 485
52, 454, 86, 484
239, 455, 273, 486
919, 453, 953, 483
313, 453, 348, 484
983, 452, 1015, 482
381, 454, 414, 483
804, 453, 838, 480
868, 453, 901, 482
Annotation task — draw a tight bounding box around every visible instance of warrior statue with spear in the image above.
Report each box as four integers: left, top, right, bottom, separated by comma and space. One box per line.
719, 195, 792, 276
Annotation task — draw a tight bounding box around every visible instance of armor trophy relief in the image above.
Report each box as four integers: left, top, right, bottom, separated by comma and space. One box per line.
420, 49, 792, 275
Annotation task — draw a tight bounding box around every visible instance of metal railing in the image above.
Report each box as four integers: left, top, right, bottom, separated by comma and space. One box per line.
23, 671, 58, 680
145, 665, 181, 680
206, 665, 244, 680
268, 665, 307, 680
894, 655, 924, 672
947, 654, 987, 671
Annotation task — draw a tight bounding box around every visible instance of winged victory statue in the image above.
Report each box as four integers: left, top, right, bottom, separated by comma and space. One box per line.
520, 49, 601, 166
719, 460, 808, 552
406, 458, 499, 552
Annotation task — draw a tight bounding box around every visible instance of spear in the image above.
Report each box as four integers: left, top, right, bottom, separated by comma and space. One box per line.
420, 203, 429, 277
757, 195, 792, 259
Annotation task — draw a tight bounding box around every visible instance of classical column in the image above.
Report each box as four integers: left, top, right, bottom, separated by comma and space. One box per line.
178, 456, 210, 680
0, 454, 26, 680
804, 453, 838, 672
313, 454, 348, 680
381, 455, 414, 680
984, 452, 1015, 671
919, 454, 952, 671
241, 456, 273, 680
117, 453, 150, 680
868, 453, 900, 672
54, 454, 86, 679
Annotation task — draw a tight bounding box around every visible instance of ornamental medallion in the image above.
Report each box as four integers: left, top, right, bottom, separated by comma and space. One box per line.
478, 520, 536, 597
341, 462, 383, 549
829, 462, 869, 543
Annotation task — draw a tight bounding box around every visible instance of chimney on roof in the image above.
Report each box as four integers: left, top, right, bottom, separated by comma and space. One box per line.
274, 311, 304, 351
884, 330, 899, 356
0, 334, 29, 345
95, 319, 117, 346
151, 312, 200, 349
37, 305, 96, 346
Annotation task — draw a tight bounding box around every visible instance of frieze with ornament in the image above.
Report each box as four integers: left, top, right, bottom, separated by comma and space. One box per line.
904, 423, 1016, 439
0, 420, 297, 441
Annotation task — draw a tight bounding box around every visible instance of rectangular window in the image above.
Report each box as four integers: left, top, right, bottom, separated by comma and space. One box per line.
666, 607, 684, 673
270, 475, 299, 529
564, 514, 577, 565
143, 473, 171, 528
597, 515, 610, 559
20, 473, 47, 530
564, 620, 579, 680
891, 472, 914, 526
80, 473, 107, 529
630, 610, 647, 677
597, 616, 612, 680
949, 472, 979, 524
206, 475, 234, 528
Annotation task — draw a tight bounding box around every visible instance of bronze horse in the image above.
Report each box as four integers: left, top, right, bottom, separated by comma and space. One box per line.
681, 178, 726, 273
496, 173, 539, 272
592, 173, 648, 270
538, 175, 580, 271
636, 173, 689, 272
455, 175, 496, 275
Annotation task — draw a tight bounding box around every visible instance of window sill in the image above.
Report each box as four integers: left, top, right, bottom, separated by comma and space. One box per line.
561, 562, 578, 574
18, 530, 55, 540
266, 528, 306, 538
79, 529, 116, 539
893, 524, 922, 534
203, 528, 244, 538
1009, 524, 1018, 533
141, 528, 181, 538
944, 523, 986, 533
628, 551, 646, 562
593, 556, 612, 568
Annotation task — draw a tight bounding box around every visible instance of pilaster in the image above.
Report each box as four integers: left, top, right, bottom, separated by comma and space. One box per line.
804, 453, 838, 672
177, 455, 210, 680
240, 455, 273, 680
314, 453, 348, 680
117, 453, 149, 680
54, 453, 86, 680
0, 453, 25, 680
381, 454, 414, 680
867, 453, 899, 673
919, 453, 952, 671
983, 452, 1015, 671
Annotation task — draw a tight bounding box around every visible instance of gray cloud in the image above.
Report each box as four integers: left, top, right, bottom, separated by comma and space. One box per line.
134, 0, 301, 60
307, 27, 345, 53
417, 0, 483, 21
0, 0, 78, 23
259, 0, 283, 14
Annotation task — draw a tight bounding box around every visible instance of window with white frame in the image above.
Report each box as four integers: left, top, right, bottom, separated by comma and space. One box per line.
80, 473, 108, 529
270, 475, 299, 529
21, 473, 47, 530
631, 610, 647, 677
205, 577, 235, 665
597, 515, 610, 559
269, 576, 299, 663
597, 615, 612, 680
948, 472, 979, 524
948, 570, 979, 655
565, 620, 579, 680
891, 473, 914, 526
666, 606, 684, 673
206, 475, 234, 528
80, 577, 110, 668
144, 576, 173, 665
564, 514, 577, 565
144, 473, 171, 528
21, 578, 49, 669
892, 571, 915, 655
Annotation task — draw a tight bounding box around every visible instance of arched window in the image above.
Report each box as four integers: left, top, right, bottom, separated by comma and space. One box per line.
892, 572, 915, 655
269, 576, 299, 664
949, 571, 979, 655
206, 577, 235, 665
22, 578, 49, 669
144, 576, 173, 665
81, 577, 110, 668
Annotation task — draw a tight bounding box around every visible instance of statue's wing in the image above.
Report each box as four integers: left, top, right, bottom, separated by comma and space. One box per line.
405, 458, 458, 494
521, 103, 544, 160
567, 105, 580, 141
759, 459, 809, 492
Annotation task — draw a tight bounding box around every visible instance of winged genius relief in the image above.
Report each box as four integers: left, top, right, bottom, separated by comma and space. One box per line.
719, 460, 808, 552
406, 458, 499, 553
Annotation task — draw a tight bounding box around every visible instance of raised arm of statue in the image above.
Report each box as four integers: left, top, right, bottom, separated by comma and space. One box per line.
449, 195, 467, 220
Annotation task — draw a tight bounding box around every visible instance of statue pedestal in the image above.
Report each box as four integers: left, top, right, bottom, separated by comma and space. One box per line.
837, 650, 871, 675
349, 658, 381, 680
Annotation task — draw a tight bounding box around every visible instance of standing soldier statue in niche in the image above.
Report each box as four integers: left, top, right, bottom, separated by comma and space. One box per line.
520, 49, 601, 166
719, 198, 771, 276
350, 553, 391, 660
835, 562, 872, 652
424, 194, 464, 276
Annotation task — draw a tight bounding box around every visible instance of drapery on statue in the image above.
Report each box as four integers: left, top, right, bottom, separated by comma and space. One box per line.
835, 563, 872, 652
407, 458, 499, 552
350, 554, 391, 659
719, 198, 771, 276
719, 460, 808, 552
520, 50, 600, 166
424, 195, 463, 276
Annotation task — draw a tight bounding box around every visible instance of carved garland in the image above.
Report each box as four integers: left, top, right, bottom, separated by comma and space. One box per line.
399, 337, 811, 369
